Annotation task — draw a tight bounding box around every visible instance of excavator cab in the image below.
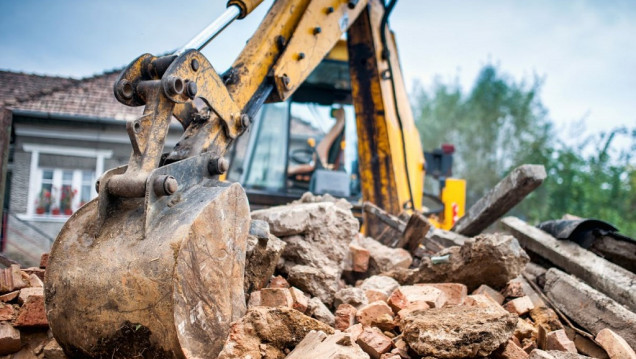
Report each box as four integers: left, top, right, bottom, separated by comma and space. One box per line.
226, 42, 363, 209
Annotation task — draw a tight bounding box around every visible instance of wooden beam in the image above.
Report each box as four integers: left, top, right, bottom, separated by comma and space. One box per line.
453, 164, 546, 236
501, 216, 636, 312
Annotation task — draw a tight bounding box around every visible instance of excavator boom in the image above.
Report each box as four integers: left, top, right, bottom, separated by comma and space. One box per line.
44, 1, 426, 357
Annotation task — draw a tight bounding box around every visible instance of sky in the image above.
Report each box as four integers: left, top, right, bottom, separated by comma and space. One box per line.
1, 0, 635, 143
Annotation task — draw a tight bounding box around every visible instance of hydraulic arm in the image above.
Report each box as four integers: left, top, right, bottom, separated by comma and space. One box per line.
44, 0, 424, 358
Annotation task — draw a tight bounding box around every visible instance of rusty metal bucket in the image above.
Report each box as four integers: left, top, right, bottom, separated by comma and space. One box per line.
44, 154, 250, 358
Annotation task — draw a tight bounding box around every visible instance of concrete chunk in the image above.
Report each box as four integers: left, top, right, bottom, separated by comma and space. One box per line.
390, 233, 529, 291
543, 268, 636, 346
401, 306, 518, 358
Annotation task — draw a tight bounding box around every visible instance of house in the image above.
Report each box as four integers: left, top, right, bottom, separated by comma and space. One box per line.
0, 70, 182, 266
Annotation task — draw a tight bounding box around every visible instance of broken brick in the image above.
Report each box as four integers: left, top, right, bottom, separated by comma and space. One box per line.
387, 285, 446, 313
0, 322, 21, 355
335, 303, 357, 331
473, 284, 505, 305
365, 289, 388, 303
40, 253, 50, 269
494, 340, 530, 359
504, 296, 534, 316
545, 329, 576, 353
595, 328, 636, 359
259, 288, 294, 308
18, 287, 44, 305
0, 303, 16, 321
421, 283, 467, 306
464, 294, 508, 314
356, 301, 395, 331
289, 287, 308, 313
0, 290, 18, 303
356, 327, 393, 359
268, 275, 290, 289
350, 243, 370, 272
0, 264, 27, 293
345, 323, 364, 342
14, 295, 48, 327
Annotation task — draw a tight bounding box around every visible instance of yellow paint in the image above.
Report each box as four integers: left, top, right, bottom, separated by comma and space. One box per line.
438, 178, 466, 230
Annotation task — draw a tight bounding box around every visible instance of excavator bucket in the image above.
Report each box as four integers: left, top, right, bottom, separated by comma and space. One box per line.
44, 154, 251, 358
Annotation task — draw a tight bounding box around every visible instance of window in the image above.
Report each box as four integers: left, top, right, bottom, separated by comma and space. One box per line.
23, 144, 112, 220
34, 168, 95, 216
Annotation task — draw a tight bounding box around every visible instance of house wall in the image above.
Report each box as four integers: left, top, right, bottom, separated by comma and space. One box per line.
3, 114, 183, 266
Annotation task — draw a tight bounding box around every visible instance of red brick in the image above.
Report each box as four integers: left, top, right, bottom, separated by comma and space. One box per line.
0, 265, 27, 293
18, 287, 44, 305
247, 291, 261, 307
421, 283, 467, 306
504, 296, 534, 316
0, 323, 21, 355
344, 323, 364, 342
40, 253, 50, 269
259, 288, 293, 308
288, 287, 308, 313
545, 329, 576, 353
595, 328, 636, 359
268, 275, 290, 289
464, 294, 507, 314
396, 301, 430, 322
0, 290, 18, 303
29, 274, 43, 287
365, 289, 388, 303
473, 284, 505, 305
356, 301, 395, 331
387, 285, 446, 313
350, 243, 370, 272
356, 327, 392, 359
14, 295, 48, 327
494, 340, 530, 359
335, 303, 357, 331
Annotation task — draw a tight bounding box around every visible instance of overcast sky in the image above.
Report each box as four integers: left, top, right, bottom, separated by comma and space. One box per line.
1, 1, 634, 140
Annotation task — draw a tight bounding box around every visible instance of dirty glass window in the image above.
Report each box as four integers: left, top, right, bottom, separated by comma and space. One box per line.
241, 102, 289, 190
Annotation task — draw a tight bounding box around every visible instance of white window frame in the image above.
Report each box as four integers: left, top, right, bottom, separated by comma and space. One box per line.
20, 144, 113, 222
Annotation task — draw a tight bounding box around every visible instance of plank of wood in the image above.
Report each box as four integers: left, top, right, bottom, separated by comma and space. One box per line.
453, 164, 546, 236
590, 235, 636, 273
401, 212, 431, 252
501, 216, 636, 312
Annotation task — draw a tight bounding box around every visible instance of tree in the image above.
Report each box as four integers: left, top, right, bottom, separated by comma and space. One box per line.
413, 65, 636, 236
413, 65, 553, 205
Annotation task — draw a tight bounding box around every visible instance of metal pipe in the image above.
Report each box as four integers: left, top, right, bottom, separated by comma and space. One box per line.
175, 4, 241, 55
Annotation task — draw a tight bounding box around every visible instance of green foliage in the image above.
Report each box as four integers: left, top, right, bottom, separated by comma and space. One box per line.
413, 65, 636, 236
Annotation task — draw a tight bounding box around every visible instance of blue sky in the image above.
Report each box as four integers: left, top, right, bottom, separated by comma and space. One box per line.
1, 1, 634, 140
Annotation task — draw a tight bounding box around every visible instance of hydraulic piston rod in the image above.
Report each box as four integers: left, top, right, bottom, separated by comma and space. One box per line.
175, 4, 241, 55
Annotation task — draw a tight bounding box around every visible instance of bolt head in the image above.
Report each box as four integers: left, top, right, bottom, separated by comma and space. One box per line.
240, 114, 250, 128
186, 81, 198, 99
191, 58, 200, 71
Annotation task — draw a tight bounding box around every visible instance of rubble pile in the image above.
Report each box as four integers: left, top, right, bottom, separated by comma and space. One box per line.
0, 254, 64, 358
2, 186, 635, 358
230, 193, 635, 359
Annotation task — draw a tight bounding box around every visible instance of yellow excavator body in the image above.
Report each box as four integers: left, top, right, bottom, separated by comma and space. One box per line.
44, 1, 464, 358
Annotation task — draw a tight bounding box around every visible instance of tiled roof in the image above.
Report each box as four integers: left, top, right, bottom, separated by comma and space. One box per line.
0, 70, 143, 120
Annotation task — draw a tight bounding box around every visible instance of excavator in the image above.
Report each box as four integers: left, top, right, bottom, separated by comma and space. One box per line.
44, 0, 465, 358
